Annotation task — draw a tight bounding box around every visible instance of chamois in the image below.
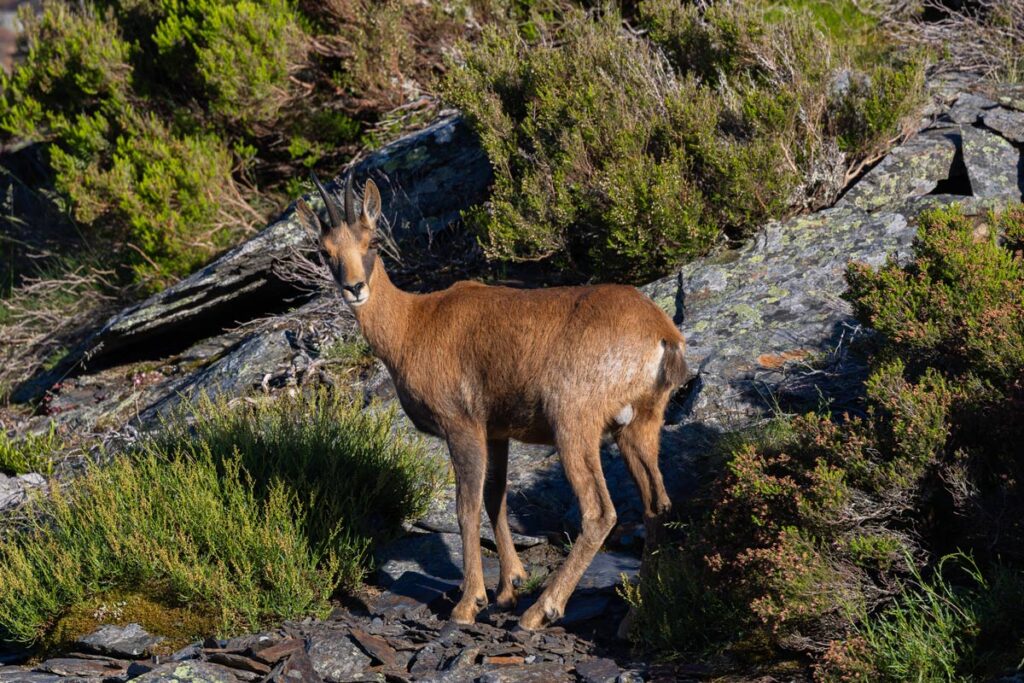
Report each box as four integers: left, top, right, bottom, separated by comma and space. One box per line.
299, 173, 688, 630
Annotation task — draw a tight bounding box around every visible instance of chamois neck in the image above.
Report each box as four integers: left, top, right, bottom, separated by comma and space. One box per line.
351, 256, 414, 367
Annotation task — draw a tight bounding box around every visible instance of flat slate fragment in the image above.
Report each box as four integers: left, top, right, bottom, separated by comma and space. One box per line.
0, 670, 61, 683
962, 125, 1023, 200
307, 629, 372, 682
133, 660, 240, 682
983, 107, 1024, 143
75, 622, 163, 659
575, 657, 621, 683
947, 92, 997, 124
33, 656, 128, 677
837, 127, 959, 211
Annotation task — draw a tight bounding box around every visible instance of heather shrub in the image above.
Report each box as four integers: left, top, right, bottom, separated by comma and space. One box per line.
0, 0, 478, 290
48, 112, 246, 286
443, 1, 924, 280
0, 2, 273, 288
0, 425, 63, 476
0, 388, 443, 646
156, 0, 303, 126
627, 203, 1024, 675
151, 388, 447, 575
0, 447, 344, 645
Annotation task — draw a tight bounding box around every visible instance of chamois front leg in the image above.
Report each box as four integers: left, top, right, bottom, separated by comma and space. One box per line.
520, 425, 615, 630
485, 438, 527, 610
447, 427, 488, 624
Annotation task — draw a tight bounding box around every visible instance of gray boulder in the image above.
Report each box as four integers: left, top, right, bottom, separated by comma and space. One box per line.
12, 115, 491, 404
75, 622, 163, 659
962, 124, 1023, 200
837, 126, 960, 212
984, 107, 1024, 143
306, 628, 372, 682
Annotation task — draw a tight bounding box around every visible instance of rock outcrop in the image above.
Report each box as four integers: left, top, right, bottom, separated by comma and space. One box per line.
2, 84, 1022, 682
11, 114, 492, 404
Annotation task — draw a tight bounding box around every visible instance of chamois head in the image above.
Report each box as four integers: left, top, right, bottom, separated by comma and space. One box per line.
310, 172, 382, 307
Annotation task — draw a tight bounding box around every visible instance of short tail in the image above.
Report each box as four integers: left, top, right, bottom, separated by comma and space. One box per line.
657, 339, 688, 391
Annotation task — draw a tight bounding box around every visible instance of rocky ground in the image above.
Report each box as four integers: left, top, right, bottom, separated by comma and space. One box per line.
2, 76, 1024, 682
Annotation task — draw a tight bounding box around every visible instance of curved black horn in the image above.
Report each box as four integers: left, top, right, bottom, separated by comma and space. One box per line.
345, 173, 358, 226
310, 172, 342, 229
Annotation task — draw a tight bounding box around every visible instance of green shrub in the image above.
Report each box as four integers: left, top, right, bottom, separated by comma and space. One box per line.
0, 0, 475, 291
0, 447, 343, 644
619, 544, 744, 656
0, 388, 444, 646
834, 59, 927, 159
0, 2, 266, 289
158, 0, 302, 126
818, 555, 1024, 682
444, 9, 722, 280
847, 204, 1024, 385
444, 1, 923, 280
50, 112, 245, 286
628, 203, 1024, 671
0, 425, 63, 476
151, 388, 446, 572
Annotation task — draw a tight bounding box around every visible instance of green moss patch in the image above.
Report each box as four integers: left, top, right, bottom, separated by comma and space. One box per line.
42, 590, 219, 657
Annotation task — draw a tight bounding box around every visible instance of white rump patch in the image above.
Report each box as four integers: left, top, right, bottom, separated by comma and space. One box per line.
614, 404, 634, 427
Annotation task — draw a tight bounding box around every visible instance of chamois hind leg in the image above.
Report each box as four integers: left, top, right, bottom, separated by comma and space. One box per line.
447, 427, 488, 624
614, 396, 672, 545
520, 424, 615, 630
485, 438, 527, 610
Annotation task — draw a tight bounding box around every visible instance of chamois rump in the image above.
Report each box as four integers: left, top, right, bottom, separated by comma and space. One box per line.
299, 173, 688, 630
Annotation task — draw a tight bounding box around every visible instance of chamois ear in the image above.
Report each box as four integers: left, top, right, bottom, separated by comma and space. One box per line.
362, 179, 382, 227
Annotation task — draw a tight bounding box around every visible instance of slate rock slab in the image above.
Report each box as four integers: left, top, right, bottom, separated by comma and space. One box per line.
962, 124, 1023, 200
375, 532, 500, 587
75, 622, 163, 659
575, 657, 621, 683
643, 206, 917, 428
837, 127, 960, 211
134, 660, 240, 682
0, 473, 44, 512
984, 107, 1024, 143
559, 594, 610, 626
266, 648, 321, 683
33, 656, 128, 678
576, 553, 641, 592
947, 92, 997, 124
0, 670, 61, 683
306, 629, 372, 682
138, 329, 297, 424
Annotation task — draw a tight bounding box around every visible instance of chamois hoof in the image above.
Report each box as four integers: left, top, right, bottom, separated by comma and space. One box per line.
509, 568, 528, 588
519, 602, 560, 630
451, 595, 486, 624
495, 589, 517, 611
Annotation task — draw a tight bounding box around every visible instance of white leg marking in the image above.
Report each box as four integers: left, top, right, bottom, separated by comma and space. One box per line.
614, 404, 634, 426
